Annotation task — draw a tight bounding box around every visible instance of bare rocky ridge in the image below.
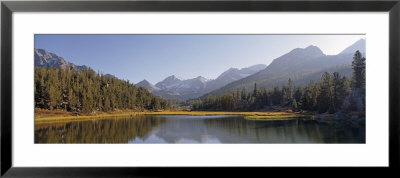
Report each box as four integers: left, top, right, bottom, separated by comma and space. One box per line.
35, 48, 89, 71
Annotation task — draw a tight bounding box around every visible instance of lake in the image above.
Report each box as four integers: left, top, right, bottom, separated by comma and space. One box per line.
35, 115, 365, 143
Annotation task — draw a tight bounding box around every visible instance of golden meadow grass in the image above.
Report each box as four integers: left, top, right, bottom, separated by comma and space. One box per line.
35, 109, 311, 123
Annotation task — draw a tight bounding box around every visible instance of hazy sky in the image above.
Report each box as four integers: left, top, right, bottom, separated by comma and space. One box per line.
35, 34, 364, 84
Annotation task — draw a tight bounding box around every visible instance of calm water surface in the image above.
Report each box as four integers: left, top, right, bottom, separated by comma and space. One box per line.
35, 115, 365, 143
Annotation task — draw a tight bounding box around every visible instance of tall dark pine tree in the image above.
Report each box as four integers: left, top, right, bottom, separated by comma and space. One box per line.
351, 50, 366, 89
292, 99, 298, 112
253, 83, 258, 98
332, 72, 349, 112
288, 78, 293, 101
318, 72, 333, 113
350, 50, 366, 112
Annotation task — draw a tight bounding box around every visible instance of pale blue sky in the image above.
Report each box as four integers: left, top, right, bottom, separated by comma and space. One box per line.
35, 34, 364, 84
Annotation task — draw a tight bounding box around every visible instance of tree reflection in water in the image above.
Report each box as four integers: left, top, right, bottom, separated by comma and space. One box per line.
35, 115, 365, 144
35, 115, 166, 143
203, 118, 365, 143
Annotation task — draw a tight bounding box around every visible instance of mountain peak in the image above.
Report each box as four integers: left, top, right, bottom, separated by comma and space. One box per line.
155, 75, 184, 90
243, 64, 267, 72
138, 79, 150, 84
166, 75, 183, 81
34, 48, 90, 72
305, 45, 324, 54
224, 67, 239, 74
195, 76, 208, 82
136, 79, 160, 91
339, 38, 366, 55
287, 45, 325, 57
217, 64, 266, 82
305, 45, 318, 50
35, 48, 49, 56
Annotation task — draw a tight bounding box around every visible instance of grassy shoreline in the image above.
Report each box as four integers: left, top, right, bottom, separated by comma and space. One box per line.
34, 108, 312, 123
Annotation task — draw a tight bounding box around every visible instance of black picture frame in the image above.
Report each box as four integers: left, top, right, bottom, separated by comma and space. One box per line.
1, 0, 399, 177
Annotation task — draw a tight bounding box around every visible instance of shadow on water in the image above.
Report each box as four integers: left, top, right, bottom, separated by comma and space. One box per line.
35, 115, 365, 144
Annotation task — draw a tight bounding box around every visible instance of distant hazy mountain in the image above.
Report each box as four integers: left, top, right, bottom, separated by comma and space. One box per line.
134, 78, 181, 99
206, 39, 366, 97
35, 48, 263, 100
202, 64, 267, 94
35, 48, 89, 71
340, 38, 366, 55
145, 64, 266, 100
136, 80, 161, 92
35, 38, 366, 101
155, 75, 185, 91
153, 75, 209, 100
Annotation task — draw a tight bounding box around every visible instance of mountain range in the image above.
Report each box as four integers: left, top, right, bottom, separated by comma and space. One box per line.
137, 64, 267, 100
34, 38, 365, 101
34, 48, 266, 100
206, 39, 366, 97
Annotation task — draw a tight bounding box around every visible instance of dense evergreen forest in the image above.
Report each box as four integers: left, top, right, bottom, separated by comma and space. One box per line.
34, 67, 169, 113
34, 50, 365, 115
192, 51, 366, 114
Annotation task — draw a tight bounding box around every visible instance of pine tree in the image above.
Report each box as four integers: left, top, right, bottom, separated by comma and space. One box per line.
332, 72, 349, 112
318, 72, 333, 113
292, 99, 298, 112
332, 72, 341, 112
241, 87, 247, 101
288, 78, 293, 101
151, 97, 161, 110
253, 83, 258, 98
47, 68, 62, 110
351, 50, 366, 89
271, 86, 281, 105
68, 88, 78, 112
281, 87, 288, 105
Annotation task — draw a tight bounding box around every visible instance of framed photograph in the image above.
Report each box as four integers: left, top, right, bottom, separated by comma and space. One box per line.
1, 0, 399, 177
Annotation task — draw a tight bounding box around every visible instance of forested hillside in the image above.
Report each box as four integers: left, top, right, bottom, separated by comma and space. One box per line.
34, 67, 169, 113
206, 39, 365, 97
192, 51, 366, 114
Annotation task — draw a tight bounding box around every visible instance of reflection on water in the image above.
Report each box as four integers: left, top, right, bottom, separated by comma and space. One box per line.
35, 115, 166, 143
35, 115, 365, 144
